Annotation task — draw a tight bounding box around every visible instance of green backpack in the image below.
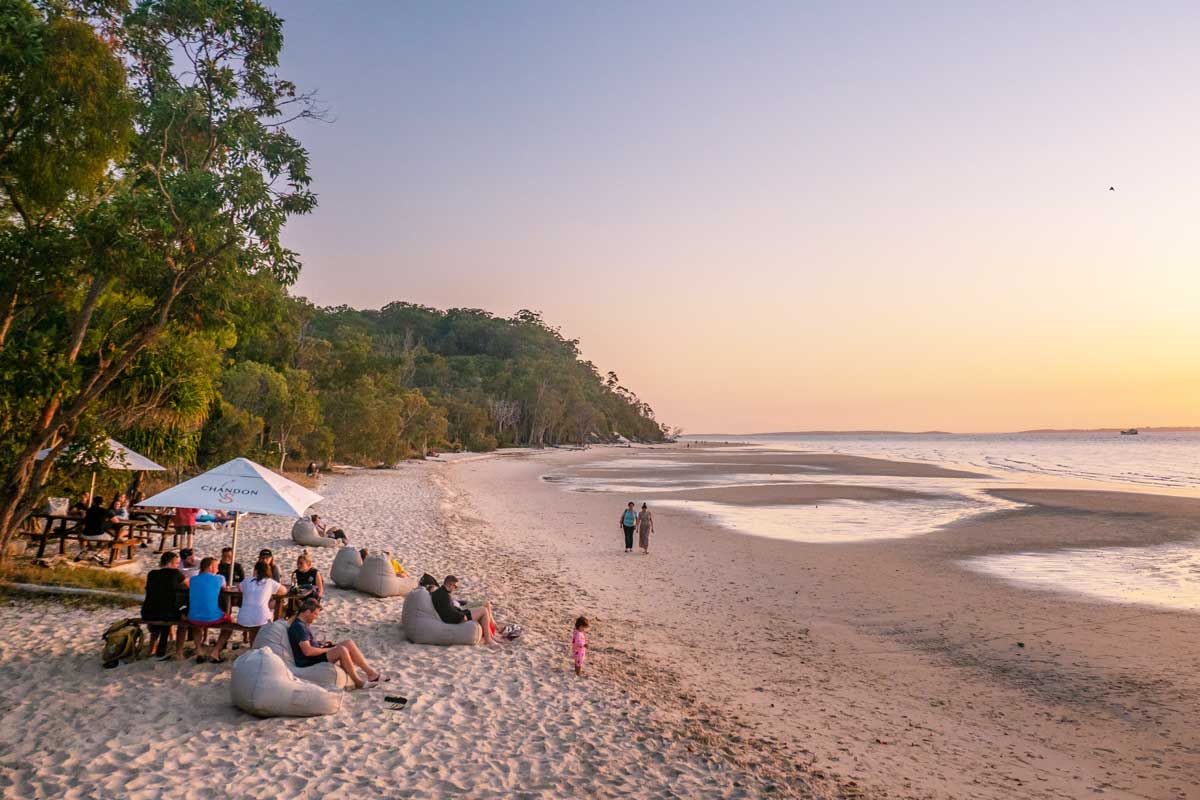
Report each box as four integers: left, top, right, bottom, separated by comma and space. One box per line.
101, 618, 144, 668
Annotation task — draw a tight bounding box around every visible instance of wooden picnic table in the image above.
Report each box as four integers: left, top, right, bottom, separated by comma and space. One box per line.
219, 586, 295, 622
25, 513, 154, 566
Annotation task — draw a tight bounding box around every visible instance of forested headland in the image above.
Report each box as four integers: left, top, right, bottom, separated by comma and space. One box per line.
195, 294, 670, 469
0, 0, 664, 554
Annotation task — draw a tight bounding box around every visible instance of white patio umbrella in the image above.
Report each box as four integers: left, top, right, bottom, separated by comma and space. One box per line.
36, 437, 167, 501
138, 457, 322, 583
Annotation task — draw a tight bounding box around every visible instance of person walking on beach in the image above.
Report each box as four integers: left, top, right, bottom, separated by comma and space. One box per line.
620, 502, 637, 553
572, 616, 589, 676
637, 503, 654, 554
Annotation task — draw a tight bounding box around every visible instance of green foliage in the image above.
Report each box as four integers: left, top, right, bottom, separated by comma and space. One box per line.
196, 398, 261, 465
0, 1, 133, 211
0, 0, 318, 554
0, 0, 666, 561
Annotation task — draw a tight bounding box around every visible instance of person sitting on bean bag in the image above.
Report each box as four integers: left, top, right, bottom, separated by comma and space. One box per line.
431, 575, 501, 645
288, 598, 384, 690
311, 514, 347, 544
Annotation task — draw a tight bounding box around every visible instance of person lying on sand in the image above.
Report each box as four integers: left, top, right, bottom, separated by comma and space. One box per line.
287, 598, 384, 689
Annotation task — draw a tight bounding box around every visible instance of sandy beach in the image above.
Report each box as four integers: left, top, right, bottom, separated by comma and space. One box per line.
1, 444, 1198, 799
0, 460, 852, 800
451, 445, 1200, 800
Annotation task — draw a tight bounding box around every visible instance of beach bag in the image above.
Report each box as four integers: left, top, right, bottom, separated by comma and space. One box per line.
101, 619, 144, 668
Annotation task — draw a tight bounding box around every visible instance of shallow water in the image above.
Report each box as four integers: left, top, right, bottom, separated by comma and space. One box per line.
691, 431, 1200, 492
654, 493, 1018, 544
962, 540, 1200, 612
549, 433, 1200, 611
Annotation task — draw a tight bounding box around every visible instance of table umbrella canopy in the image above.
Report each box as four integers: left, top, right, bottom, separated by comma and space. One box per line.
139, 458, 322, 581
36, 438, 166, 471
138, 457, 321, 516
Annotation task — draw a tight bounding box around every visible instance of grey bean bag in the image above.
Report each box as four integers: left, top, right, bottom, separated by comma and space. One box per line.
251, 620, 350, 690
355, 552, 417, 598
231, 647, 342, 718
292, 518, 336, 548
330, 546, 362, 589
401, 586, 482, 646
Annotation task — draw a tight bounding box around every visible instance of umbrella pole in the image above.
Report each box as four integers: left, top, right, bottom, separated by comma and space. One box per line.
229, 513, 240, 590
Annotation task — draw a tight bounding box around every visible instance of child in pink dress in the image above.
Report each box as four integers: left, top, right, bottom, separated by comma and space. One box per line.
572, 616, 589, 676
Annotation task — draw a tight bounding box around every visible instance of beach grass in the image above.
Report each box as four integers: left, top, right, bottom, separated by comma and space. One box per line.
0, 585, 140, 609
0, 563, 145, 594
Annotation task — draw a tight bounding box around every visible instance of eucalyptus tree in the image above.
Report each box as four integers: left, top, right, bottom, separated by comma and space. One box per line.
0, 0, 317, 555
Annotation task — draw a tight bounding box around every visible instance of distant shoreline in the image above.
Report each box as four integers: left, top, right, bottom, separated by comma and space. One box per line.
687, 426, 1200, 437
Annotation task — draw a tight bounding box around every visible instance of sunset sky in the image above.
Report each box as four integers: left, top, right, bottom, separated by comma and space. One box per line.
274, 1, 1200, 433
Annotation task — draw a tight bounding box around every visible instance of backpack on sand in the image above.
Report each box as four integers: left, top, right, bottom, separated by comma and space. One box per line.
101, 619, 144, 668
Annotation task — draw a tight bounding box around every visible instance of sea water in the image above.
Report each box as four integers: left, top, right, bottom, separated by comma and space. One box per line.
545, 432, 1200, 611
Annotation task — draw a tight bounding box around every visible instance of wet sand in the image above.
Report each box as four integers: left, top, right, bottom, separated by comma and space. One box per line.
646, 483, 935, 505
451, 445, 1200, 800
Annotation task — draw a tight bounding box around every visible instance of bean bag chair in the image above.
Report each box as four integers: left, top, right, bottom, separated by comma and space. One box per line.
401, 586, 481, 646
292, 518, 336, 548
330, 546, 362, 589
251, 620, 350, 690
355, 552, 417, 598
231, 647, 342, 718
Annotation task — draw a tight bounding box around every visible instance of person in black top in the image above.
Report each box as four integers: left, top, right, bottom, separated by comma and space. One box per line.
142, 551, 190, 659
287, 598, 382, 690
291, 552, 323, 598
430, 575, 500, 644
69, 492, 91, 516
215, 546, 244, 584
83, 495, 115, 539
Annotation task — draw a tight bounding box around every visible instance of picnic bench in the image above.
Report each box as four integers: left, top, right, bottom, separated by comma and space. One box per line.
139, 591, 292, 658
25, 513, 152, 566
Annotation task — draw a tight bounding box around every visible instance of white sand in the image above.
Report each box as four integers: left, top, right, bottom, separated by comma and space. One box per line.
450, 446, 1200, 800
0, 464, 840, 799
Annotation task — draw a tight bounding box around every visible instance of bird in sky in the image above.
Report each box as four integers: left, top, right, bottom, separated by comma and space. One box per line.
1109, 186, 1115, 191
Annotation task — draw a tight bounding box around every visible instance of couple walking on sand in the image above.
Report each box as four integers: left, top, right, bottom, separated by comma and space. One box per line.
619, 501, 654, 554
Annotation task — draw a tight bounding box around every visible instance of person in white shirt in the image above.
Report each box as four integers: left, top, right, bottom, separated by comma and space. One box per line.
236, 559, 286, 643
178, 548, 200, 578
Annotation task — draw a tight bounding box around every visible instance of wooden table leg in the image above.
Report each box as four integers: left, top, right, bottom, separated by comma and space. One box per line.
35, 519, 52, 560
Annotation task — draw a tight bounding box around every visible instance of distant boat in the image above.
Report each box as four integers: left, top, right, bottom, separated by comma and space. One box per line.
1120, 428, 1138, 435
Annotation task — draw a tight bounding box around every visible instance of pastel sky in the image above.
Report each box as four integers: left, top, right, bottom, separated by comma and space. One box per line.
273, 1, 1200, 433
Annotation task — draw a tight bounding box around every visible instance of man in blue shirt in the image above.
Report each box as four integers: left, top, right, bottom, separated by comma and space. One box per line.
288, 598, 382, 690
620, 501, 637, 552
188, 556, 233, 663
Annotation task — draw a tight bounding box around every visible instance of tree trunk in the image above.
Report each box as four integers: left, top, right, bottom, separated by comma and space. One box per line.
0, 272, 188, 559
0, 281, 18, 351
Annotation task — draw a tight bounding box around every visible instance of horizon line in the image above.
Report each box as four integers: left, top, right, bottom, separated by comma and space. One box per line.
683, 426, 1200, 437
